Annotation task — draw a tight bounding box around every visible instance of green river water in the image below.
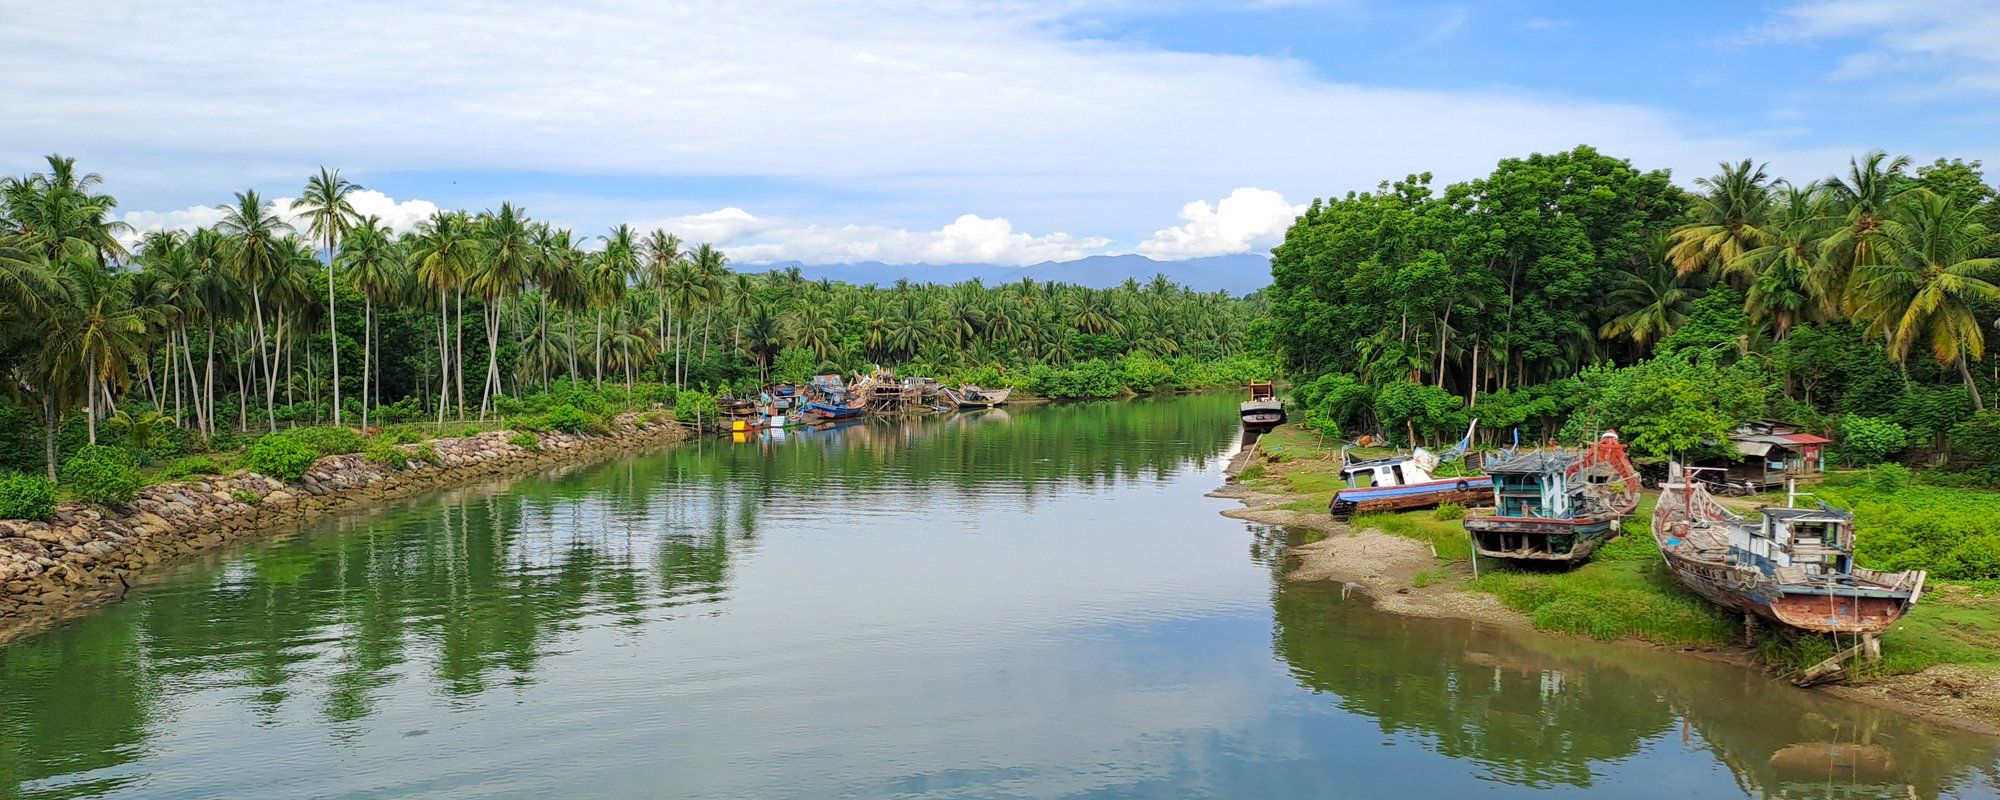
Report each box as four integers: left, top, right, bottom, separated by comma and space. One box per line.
1, 394, 1995, 798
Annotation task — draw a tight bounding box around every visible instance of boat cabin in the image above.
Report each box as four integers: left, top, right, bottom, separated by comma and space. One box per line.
1484, 451, 1581, 519
1248, 381, 1276, 402
1691, 421, 1830, 493
1339, 448, 1439, 489
1732, 506, 1854, 578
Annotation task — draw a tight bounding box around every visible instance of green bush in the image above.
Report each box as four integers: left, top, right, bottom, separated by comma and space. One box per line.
60, 444, 142, 506
363, 441, 411, 469
1025, 359, 1123, 399
1864, 463, 1912, 493
0, 472, 57, 521
1950, 411, 2000, 465
232, 489, 261, 506
157, 455, 222, 480
508, 431, 541, 452
1433, 502, 1466, 521
276, 426, 365, 457
1838, 416, 1907, 466
674, 390, 719, 426
540, 404, 590, 434
243, 434, 319, 482
413, 443, 442, 465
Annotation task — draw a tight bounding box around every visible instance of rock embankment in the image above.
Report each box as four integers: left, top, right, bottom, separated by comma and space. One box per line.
0, 414, 690, 645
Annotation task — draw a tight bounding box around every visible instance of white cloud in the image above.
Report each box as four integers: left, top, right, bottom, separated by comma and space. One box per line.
0, 0, 1787, 226
116, 189, 441, 245
665, 211, 1110, 266
1134, 188, 1302, 260
1770, 0, 2000, 91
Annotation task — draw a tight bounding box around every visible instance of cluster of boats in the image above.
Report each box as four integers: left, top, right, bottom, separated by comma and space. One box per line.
716, 371, 1012, 429
1322, 430, 1924, 642
1239, 384, 1924, 652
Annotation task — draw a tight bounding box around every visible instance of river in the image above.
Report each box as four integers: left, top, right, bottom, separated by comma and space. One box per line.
1, 394, 1995, 798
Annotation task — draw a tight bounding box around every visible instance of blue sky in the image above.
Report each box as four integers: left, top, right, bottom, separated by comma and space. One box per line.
4, 0, 1995, 266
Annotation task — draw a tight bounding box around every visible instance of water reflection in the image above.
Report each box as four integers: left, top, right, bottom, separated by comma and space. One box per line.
0, 394, 1994, 799
1272, 558, 2000, 797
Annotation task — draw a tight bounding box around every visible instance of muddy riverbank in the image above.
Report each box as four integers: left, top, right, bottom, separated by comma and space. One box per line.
0, 413, 692, 647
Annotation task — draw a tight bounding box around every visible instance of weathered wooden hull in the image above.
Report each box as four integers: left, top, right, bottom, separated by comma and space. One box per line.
1329, 477, 1493, 518
1465, 514, 1623, 563
1659, 550, 1913, 634
805, 402, 867, 419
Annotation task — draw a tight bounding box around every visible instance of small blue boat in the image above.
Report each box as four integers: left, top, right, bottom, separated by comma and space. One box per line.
1328, 448, 1493, 518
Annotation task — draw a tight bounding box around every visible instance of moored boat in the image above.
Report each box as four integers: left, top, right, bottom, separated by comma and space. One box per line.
1652, 468, 1924, 636
805, 374, 869, 419
1328, 447, 1492, 518
1464, 432, 1638, 564
1239, 381, 1285, 431
942, 385, 1011, 409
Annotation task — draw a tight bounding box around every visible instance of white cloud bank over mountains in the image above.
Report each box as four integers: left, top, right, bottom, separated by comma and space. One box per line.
120, 188, 1302, 266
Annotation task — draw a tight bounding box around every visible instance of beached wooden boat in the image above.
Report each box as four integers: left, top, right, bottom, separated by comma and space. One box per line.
1239, 381, 1285, 431
1328, 447, 1492, 518
717, 396, 758, 418
942, 385, 1011, 409
1652, 469, 1924, 636
1464, 432, 1638, 564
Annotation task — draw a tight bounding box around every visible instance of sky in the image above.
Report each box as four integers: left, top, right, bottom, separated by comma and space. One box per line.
3, 0, 1997, 267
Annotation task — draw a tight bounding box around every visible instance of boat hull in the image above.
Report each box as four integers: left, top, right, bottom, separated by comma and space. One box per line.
1659, 550, 1913, 635
1329, 476, 1493, 518
805, 402, 866, 420
1465, 514, 1622, 563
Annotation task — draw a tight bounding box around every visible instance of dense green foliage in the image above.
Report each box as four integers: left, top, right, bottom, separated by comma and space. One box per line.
0, 472, 57, 521
0, 155, 1258, 487
1271, 149, 2000, 464
242, 434, 320, 482
59, 445, 141, 506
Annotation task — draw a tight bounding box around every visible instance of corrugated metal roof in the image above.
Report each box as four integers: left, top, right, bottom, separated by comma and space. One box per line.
1779, 432, 1831, 445
1482, 451, 1579, 473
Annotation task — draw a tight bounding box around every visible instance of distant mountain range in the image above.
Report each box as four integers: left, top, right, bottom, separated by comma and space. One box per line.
737, 253, 1272, 295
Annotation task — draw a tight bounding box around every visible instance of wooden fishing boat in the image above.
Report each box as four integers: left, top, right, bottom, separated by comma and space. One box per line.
1239, 381, 1285, 431
942, 385, 1011, 409
717, 395, 758, 418
1464, 432, 1639, 564
1328, 447, 1492, 518
1652, 468, 1924, 636
805, 374, 869, 420
761, 384, 805, 411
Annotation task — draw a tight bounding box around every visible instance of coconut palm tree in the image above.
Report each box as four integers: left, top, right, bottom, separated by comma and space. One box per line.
1733, 182, 1837, 338
1668, 160, 1774, 280
340, 216, 402, 429
1821, 150, 1915, 302
408, 211, 478, 422
41, 250, 149, 445
1, 155, 130, 264
215, 190, 295, 430
292, 167, 362, 425
1845, 189, 2000, 409
588, 231, 636, 388
642, 229, 683, 354
1601, 231, 1703, 352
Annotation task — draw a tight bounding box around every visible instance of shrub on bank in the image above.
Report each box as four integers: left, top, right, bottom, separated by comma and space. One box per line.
243, 435, 319, 482
61, 445, 142, 506
363, 441, 411, 469
0, 472, 57, 521
508, 432, 540, 452
413, 443, 442, 465
157, 455, 222, 480
1837, 416, 1906, 466
540, 404, 589, 434
276, 426, 365, 458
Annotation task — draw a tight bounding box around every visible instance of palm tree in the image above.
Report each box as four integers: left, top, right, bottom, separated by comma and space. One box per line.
215, 190, 295, 430
41, 250, 148, 445
1733, 182, 1837, 338
409, 211, 478, 422
1, 155, 131, 264
588, 232, 635, 388
642, 229, 683, 355
341, 216, 402, 429
1821, 150, 1915, 302
470, 203, 532, 417
292, 167, 362, 425
1601, 231, 1702, 352
1668, 159, 1774, 279
1845, 189, 2000, 410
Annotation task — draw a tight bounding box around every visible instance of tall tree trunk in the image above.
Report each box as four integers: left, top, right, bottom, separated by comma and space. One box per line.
454, 291, 466, 421
1961, 354, 1986, 412
85, 371, 97, 445
327, 237, 342, 426
361, 298, 373, 431
593, 309, 604, 388
251, 285, 276, 431
43, 395, 58, 480
437, 292, 451, 426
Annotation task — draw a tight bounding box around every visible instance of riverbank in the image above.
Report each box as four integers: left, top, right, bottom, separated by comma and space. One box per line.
1218, 423, 2000, 735
0, 412, 692, 647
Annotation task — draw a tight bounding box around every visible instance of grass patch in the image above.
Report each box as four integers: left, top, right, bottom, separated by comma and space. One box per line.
1469, 495, 1741, 646
1412, 568, 1449, 589
1870, 587, 2000, 675
1354, 510, 1474, 561
1276, 497, 1328, 513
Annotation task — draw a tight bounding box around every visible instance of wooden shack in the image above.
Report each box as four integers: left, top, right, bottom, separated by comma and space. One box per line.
1692, 421, 1829, 493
